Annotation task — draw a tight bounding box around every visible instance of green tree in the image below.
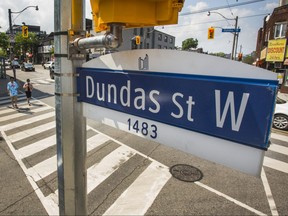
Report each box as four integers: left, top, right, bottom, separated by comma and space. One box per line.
182, 38, 198, 50
210, 52, 226, 58
0, 32, 9, 56
242, 51, 257, 65
14, 32, 39, 59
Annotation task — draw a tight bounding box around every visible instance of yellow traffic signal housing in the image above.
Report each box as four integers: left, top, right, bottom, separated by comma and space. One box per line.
208, 27, 214, 40
135, 36, 141, 45
22, 26, 29, 38
90, 0, 185, 32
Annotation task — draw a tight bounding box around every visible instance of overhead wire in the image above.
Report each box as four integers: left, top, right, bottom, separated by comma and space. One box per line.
179, 0, 265, 16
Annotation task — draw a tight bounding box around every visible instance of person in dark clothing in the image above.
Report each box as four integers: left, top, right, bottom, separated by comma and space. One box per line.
23, 79, 33, 106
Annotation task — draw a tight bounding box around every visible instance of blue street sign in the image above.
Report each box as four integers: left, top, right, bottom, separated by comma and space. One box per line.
222, 28, 241, 33
77, 67, 277, 150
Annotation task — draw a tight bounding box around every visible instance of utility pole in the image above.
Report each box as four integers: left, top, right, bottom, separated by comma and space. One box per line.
54, 0, 87, 215
8, 6, 38, 79
231, 16, 238, 60
8, 9, 16, 79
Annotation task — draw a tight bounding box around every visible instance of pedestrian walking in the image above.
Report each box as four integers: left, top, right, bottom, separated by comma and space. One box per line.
23, 79, 33, 106
7, 77, 19, 109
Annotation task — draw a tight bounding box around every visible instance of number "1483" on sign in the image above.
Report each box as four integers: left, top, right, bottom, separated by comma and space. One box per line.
127, 118, 158, 139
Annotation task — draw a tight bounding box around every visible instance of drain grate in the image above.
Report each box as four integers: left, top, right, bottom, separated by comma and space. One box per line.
169, 164, 203, 182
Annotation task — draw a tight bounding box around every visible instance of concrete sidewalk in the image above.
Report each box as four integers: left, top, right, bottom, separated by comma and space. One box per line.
0, 76, 48, 215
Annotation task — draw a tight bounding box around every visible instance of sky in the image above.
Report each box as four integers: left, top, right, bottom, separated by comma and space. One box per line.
0, 0, 280, 55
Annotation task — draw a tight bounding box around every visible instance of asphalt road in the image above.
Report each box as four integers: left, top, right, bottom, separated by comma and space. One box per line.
1, 65, 288, 215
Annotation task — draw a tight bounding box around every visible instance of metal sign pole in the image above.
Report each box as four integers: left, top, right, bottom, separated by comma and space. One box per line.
54, 0, 87, 215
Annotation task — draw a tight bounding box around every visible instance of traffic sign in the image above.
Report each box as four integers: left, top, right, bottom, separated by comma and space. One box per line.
222, 28, 241, 33
77, 49, 277, 176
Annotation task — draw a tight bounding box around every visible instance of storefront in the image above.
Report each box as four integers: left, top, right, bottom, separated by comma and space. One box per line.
265, 39, 288, 93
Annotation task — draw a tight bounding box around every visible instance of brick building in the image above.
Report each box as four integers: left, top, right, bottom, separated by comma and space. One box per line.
255, 1, 288, 92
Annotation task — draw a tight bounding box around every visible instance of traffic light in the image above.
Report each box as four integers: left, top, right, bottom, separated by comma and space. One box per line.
22, 26, 28, 38
208, 27, 215, 39
135, 36, 141, 45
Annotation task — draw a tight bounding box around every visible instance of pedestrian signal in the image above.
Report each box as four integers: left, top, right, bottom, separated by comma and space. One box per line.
22, 26, 28, 38
208, 27, 214, 40
135, 36, 141, 45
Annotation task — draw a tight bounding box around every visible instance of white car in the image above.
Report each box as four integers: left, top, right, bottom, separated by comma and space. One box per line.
273, 97, 288, 130
43, 61, 54, 69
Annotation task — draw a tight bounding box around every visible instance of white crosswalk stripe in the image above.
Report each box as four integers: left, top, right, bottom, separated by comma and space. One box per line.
2, 111, 55, 131
263, 157, 288, 173
17, 135, 56, 159
8, 121, 55, 143
30, 78, 55, 86
87, 145, 136, 193
0, 94, 27, 105
0, 106, 52, 122
103, 161, 171, 216
263, 133, 288, 174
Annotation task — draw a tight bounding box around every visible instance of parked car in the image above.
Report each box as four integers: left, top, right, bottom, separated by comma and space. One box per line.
11, 60, 20, 69
21, 62, 35, 71
5, 60, 11, 69
273, 97, 288, 130
44, 61, 54, 69
50, 62, 55, 79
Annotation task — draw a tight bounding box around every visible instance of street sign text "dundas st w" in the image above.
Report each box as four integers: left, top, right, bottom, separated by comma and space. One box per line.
77, 67, 277, 150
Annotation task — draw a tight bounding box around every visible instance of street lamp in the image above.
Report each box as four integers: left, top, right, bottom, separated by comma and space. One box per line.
8, 6, 39, 79
8, 6, 39, 35
207, 11, 239, 60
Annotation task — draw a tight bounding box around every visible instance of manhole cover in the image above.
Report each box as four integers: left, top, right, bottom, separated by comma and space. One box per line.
170, 164, 203, 182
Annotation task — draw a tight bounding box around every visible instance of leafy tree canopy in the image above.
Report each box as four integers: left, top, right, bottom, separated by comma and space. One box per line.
0, 33, 9, 56
14, 32, 39, 57
209, 52, 227, 58
182, 38, 198, 50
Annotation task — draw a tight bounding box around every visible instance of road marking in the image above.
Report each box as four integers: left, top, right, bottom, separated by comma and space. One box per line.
269, 143, 288, 155
2, 111, 55, 131
261, 168, 278, 216
0, 131, 59, 216
94, 128, 267, 216
87, 145, 136, 193
103, 161, 171, 216
87, 133, 110, 151
26, 133, 111, 182
27, 156, 57, 182
0, 95, 27, 105
8, 121, 55, 143
263, 157, 288, 174
17, 135, 56, 159
270, 133, 288, 142
0, 106, 52, 122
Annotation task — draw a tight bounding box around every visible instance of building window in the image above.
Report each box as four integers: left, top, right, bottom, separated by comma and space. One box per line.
164, 35, 168, 42
265, 29, 270, 42
158, 45, 162, 49
169, 37, 173, 44
158, 34, 162, 41
274, 22, 287, 38
140, 28, 144, 36
146, 29, 150, 38
133, 28, 137, 35
146, 43, 150, 49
